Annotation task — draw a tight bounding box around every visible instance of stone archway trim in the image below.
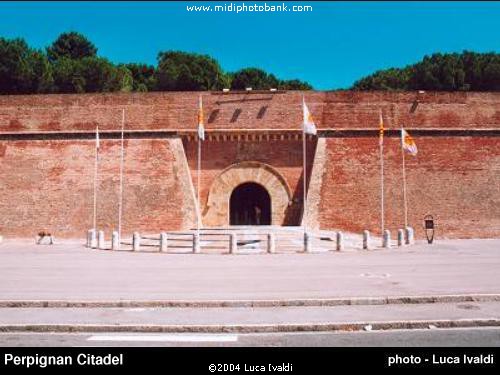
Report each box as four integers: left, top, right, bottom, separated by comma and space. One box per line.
203, 161, 292, 226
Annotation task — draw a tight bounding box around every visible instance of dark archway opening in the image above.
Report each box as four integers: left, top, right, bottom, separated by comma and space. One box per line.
230, 182, 271, 225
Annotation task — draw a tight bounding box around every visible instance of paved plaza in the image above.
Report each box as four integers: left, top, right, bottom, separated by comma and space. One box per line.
0, 238, 498, 301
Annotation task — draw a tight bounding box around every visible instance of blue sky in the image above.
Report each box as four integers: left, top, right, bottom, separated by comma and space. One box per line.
0, 1, 499, 90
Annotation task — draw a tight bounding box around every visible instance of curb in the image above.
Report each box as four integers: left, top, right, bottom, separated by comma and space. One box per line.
0, 319, 499, 333
1, 294, 500, 308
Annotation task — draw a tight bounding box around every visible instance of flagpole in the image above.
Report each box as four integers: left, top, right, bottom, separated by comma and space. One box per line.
197, 132, 201, 235
302, 97, 307, 235
118, 109, 125, 243
93, 126, 99, 231
401, 130, 408, 228
196, 95, 204, 248
380, 111, 385, 237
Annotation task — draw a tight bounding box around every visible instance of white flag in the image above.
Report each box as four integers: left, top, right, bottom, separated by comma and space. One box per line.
96, 126, 100, 150
95, 125, 100, 161
197, 96, 205, 141
401, 128, 418, 156
302, 97, 317, 135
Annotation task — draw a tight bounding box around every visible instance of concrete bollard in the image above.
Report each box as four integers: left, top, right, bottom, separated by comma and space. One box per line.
336, 231, 343, 251
193, 232, 201, 254
112, 231, 120, 250
160, 232, 168, 252
405, 227, 415, 245
304, 232, 312, 253
89, 229, 97, 248
133, 232, 141, 251
363, 230, 371, 250
87, 229, 93, 248
267, 233, 275, 254
382, 230, 391, 248
397, 229, 405, 247
229, 233, 237, 254
97, 230, 105, 250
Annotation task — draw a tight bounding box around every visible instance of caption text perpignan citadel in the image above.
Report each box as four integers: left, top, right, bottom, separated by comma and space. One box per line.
4, 353, 123, 368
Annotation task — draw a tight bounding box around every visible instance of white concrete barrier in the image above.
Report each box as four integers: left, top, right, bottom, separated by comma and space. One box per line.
97, 230, 105, 250
160, 232, 168, 252
383, 230, 391, 248
397, 229, 405, 247
267, 233, 275, 254
133, 232, 141, 251
89, 229, 97, 248
193, 232, 201, 254
363, 230, 371, 250
304, 232, 312, 253
86, 230, 92, 248
336, 231, 343, 251
405, 227, 415, 245
229, 233, 237, 254
112, 231, 120, 250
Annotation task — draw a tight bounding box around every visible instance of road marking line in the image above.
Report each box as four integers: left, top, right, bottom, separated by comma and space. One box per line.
87, 334, 238, 342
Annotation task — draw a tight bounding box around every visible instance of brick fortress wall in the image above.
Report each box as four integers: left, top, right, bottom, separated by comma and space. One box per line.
317, 91, 500, 239
0, 138, 196, 238
0, 91, 498, 239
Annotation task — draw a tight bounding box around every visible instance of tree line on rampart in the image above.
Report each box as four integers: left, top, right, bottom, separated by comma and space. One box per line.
352, 51, 500, 91
0, 32, 312, 95
1, 32, 499, 94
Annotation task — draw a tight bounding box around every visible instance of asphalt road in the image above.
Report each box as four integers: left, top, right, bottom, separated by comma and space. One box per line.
1, 328, 500, 347
1, 302, 500, 326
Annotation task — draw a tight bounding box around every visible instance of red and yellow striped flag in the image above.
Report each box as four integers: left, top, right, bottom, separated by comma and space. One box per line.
379, 110, 384, 146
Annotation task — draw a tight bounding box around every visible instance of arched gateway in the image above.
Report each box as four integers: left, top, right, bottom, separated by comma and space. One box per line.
203, 161, 292, 226
230, 182, 271, 225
